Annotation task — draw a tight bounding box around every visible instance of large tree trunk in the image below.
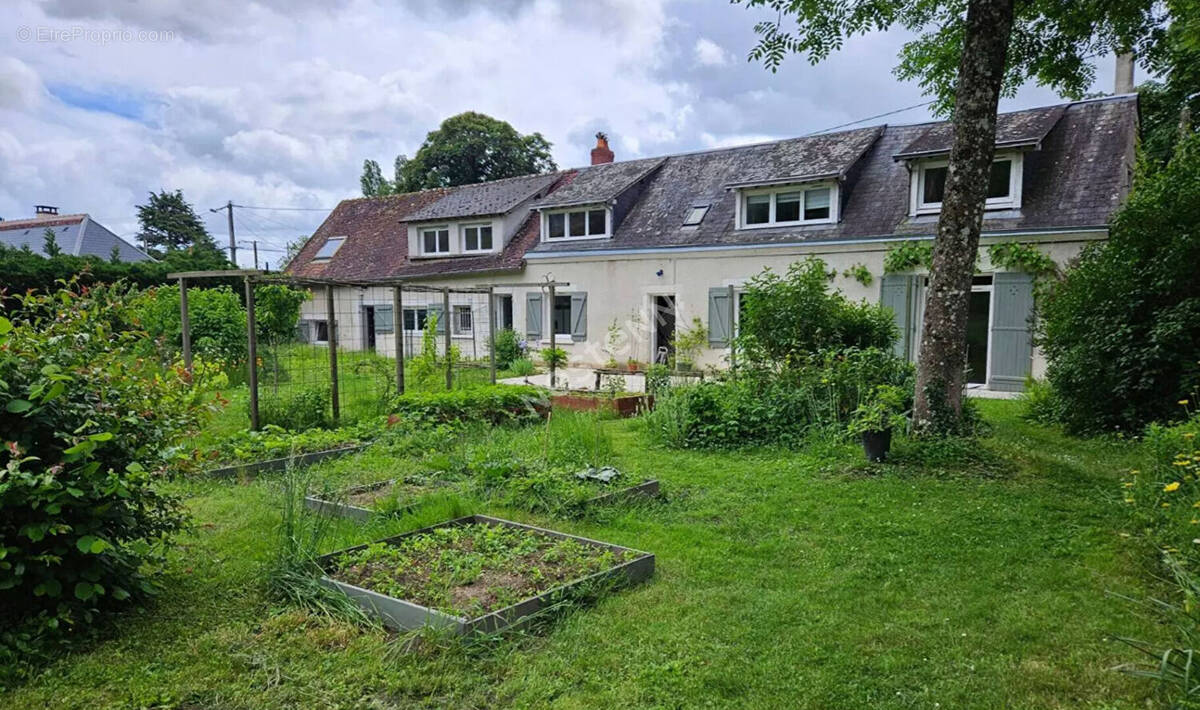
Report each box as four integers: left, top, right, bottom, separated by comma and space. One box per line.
912, 0, 1015, 434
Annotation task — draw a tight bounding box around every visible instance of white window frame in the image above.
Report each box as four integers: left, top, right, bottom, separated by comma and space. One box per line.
312, 236, 345, 262
460, 223, 494, 253
911, 152, 1022, 216
452, 305, 473, 335
311, 319, 329, 344
735, 183, 838, 230
420, 226, 451, 255
402, 307, 430, 333
540, 206, 611, 242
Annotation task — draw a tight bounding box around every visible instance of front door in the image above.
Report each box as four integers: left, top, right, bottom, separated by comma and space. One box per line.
363, 306, 377, 351
965, 276, 992, 385
653, 295, 676, 365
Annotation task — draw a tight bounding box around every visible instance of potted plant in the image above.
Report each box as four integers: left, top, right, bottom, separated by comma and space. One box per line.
847, 384, 909, 463
673, 317, 707, 372
626, 358, 642, 372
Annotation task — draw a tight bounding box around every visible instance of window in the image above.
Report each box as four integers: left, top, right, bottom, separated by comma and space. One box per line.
453, 305, 472, 334
552, 294, 572, 336
462, 224, 493, 252
421, 228, 450, 254
543, 207, 609, 240
313, 237, 345, 261
915, 155, 1020, 214
403, 308, 428, 331
740, 185, 836, 228
314, 319, 329, 343
683, 204, 709, 226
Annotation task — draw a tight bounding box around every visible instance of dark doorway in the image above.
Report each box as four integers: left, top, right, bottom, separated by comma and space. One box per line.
363, 305, 377, 351
497, 295, 513, 331
965, 284, 991, 385
653, 295, 676, 364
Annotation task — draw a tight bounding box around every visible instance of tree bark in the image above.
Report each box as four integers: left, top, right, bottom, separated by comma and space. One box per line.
912, 0, 1015, 434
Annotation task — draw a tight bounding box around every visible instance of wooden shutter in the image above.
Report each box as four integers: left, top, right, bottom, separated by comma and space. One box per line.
526, 293, 543, 340
570, 292, 587, 342
879, 274, 915, 360
374, 305, 394, 334
708, 287, 731, 347
988, 271, 1034, 391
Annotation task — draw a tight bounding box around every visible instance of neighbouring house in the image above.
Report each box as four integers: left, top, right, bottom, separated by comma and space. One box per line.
287, 95, 1137, 392
0, 205, 153, 262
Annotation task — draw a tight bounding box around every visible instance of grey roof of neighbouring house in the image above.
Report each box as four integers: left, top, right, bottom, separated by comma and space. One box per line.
527, 94, 1137, 256
402, 172, 563, 222
0, 214, 154, 262
531, 156, 666, 209
893, 103, 1069, 159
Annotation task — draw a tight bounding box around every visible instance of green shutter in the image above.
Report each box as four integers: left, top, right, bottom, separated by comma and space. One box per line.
374, 305, 394, 334
988, 271, 1034, 391
427, 304, 445, 334
570, 292, 587, 342
708, 287, 731, 347
526, 293, 543, 340
879, 274, 915, 360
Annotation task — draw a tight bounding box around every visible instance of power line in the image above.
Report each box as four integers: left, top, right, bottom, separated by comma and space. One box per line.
233, 204, 334, 212
803, 100, 937, 137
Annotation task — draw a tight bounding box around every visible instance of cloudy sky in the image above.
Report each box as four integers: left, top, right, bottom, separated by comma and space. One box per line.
1, 0, 1123, 267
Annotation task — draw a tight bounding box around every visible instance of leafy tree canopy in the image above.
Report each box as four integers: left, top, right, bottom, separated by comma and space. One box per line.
136, 190, 220, 255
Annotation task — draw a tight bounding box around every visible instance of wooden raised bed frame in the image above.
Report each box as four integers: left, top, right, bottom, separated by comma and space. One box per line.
317, 514, 655, 634
551, 392, 653, 418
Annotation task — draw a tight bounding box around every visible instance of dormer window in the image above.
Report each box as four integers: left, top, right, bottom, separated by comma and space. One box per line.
462, 223, 493, 252
541, 206, 610, 241
913, 153, 1021, 215
738, 184, 837, 229
313, 236, 345, 261
421, 227, 450, 255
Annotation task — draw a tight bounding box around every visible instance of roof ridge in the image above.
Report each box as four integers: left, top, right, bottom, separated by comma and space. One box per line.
0, 213, 88, 229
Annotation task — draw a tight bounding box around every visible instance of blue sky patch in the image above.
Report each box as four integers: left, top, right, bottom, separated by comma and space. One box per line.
48, 83, 160, 126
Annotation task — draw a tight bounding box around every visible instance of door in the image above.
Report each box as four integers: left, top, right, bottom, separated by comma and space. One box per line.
363, 306, 377, 351
653, 295, 676, 364
496, 295, 513, 331
965, 276, 992, 386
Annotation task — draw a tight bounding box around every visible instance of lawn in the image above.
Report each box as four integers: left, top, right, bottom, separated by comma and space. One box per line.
2, 400, 1165, 709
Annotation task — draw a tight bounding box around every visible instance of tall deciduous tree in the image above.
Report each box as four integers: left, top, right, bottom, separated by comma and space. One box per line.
396, 112, 555, 191
738, 0, 1165, 433
360, 159, 393, 197
136, 190, 218, 254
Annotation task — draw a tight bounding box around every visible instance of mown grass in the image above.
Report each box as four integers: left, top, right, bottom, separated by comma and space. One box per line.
1, 401, 1167, 709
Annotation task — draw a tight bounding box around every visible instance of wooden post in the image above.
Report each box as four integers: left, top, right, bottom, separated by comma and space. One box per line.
245, 277, 259, 430
728, 284, 737, 377
327, 285, 340, 423
488, 287, 497, 385
443, 287, 452, 390
548, 282, 556, 389
393, 285, 405, 395
178, 277, 192, 377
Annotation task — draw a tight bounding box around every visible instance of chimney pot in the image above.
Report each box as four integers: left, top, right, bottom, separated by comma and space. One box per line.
590, 132, 614, 165
35, 205, 59, 216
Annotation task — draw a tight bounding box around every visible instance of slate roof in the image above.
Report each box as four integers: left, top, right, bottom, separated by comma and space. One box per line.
893, 103, 1068, 159
403, 172, 561, 222
723, 126, 885, 187
532, 157, 665, 209
528, 95, 1136, 256
0, 214, 153, 262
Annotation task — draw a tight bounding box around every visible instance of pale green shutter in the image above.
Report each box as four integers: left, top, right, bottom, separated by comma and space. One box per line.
570, 292, 587, 342
988, 272, 1034, 391
880, 274, 915, 360
427, 304, 445, 334
708, 287, 731, 346
374, 305, 393, 334
526, 293, 543, 340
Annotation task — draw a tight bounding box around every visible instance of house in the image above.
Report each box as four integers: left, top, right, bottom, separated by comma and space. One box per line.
0, 206, 153, 262
287, 95, 1137, 392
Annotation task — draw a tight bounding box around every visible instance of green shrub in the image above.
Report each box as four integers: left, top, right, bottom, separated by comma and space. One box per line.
540, 347, 567, 369
1019, 377, 1064, 425
132, 284, 247, 371
509, 358, 535, 376
493, 328, 524, 369
392, 385, 549, 425
645, 363, 671, 396
1038, 133, 1200, 434
0, 283, 207, 665
257, 386, 331, 432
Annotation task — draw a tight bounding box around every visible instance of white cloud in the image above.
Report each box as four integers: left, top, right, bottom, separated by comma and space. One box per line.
693, 37, 731, 67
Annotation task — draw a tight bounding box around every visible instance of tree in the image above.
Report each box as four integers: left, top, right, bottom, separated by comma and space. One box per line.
279, 235, 308, 270
136, 190, 218, 253
1137, 0, 1200, 167
359, 159, 393, 197
41, 228, 62, 258
395, 112, 555, 191
739, 0, 1164, 434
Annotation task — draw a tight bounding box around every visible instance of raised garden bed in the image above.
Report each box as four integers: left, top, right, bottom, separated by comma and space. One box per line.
206, 445, 367, 478
318, 515, 654, 634
551, 392, 653, 418
305, 475, 453, 520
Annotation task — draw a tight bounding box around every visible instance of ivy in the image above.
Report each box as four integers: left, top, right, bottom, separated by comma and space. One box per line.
883, 241, 933, 273
841, 263, 874, 286
986, 242, 1057, 279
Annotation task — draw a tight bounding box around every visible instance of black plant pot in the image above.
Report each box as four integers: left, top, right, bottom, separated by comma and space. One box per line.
861, 428, 893, 463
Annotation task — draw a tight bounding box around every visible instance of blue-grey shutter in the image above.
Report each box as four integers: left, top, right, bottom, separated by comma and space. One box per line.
570, 292, 587, 342
988, 271, 1034, 391
374, 305, 394, 334
526, 293, 543, 340
708, 287, 731, 347
880, 275, 915, 360
427, 304, 445, 334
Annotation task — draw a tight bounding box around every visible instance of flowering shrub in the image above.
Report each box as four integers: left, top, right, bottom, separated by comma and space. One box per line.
0, 283, 210, 665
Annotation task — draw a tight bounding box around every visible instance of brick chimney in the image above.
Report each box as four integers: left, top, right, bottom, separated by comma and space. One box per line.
590, 132, 614, 165
35, 205, 59, 216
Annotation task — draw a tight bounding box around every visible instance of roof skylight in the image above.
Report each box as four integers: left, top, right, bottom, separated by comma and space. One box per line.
683, 204, 710, 227
314, 236, 346, 260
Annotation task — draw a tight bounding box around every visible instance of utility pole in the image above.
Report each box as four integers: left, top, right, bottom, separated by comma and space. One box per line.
209, 201, 237, 265
252, 240, 259, 269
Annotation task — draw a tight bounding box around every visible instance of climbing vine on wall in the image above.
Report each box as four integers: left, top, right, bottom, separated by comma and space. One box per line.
841, 263, 873, 286
883, 241, 933, 273
985, 242, 1058, 279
